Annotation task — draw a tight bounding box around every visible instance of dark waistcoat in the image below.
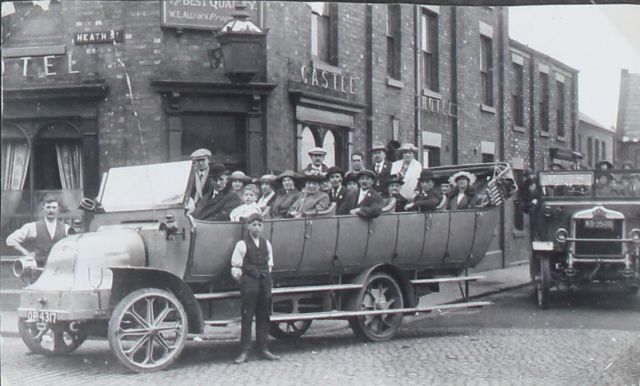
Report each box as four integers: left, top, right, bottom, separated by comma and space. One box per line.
35, 220, 66, 264
243, 236, 270, 278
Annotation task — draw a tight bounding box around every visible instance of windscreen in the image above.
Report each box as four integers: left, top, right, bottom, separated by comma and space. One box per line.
539, 171, 593, 198
98, 161, 192, 212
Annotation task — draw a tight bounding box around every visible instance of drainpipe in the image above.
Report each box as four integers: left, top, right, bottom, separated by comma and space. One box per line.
450, 7, 459, 165
415, 5, 422, 158
365, 4, 373, 165
497, 7, 507, 268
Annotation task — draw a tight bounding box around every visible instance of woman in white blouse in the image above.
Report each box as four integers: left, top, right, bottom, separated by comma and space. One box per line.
390, 143, 422, 199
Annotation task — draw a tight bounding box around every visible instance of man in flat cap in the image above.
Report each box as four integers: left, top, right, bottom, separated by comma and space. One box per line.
369, 141, 391, 193
303, 147, 329, 174
193, 162, 242, 221
338, 170, 384, 219
190, 148, 214, 205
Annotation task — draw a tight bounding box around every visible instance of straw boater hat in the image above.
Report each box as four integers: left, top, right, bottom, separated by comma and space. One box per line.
301, 169, 326, 183
229, 171, 252, 183
386, 174, 404, 185
357, 169, 377, 180
449, 171, 477, 186
395, 143, 418, 155
308, 147, 327, 156
326, 166, 345, 178
190, 148, 211, 160
369, 141, 387, 152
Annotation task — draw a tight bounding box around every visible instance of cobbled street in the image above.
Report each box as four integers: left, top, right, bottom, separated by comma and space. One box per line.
2, 285, 639, 386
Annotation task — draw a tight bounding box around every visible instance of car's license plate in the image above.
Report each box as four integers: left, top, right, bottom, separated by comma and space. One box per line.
585, 219, 614, 230
26, 310, 57, 324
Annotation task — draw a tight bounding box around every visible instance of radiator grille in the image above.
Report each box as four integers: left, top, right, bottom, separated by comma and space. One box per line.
574, 219, 623, 256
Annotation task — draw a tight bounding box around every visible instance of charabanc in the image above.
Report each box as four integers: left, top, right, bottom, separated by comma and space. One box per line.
14, 161, 516, 372
529, 168, 640, 309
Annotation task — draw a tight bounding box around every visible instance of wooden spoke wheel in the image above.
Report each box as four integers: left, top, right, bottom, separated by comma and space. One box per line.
108, 288, 188, 373
18, 319, 87, 355
349, 273, 404, 342
269, 320, 312, 339
535, 256, 551, 310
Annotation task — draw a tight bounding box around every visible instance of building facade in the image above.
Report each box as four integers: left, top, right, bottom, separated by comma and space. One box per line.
577, 112, 614, 168
1, 1, 578, 268
615, 69, 640, 168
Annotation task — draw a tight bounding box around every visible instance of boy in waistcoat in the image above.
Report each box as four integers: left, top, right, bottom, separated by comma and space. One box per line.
230, 213, 280, 364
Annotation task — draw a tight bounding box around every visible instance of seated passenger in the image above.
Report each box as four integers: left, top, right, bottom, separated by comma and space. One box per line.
337, 170, 384, 219
230, 184, 262, 222
595, 172, 618, 196
269, 171, 301, 218
382, 174, 408, 213
193, 163, 242, 221
326, 166, 348, 209
287, 170, 331, 218
229, 171, 252, 199
256, 174, 277, 215
344, 171, 359, 192
412, 170, 442, 212
447, 171, 478, 210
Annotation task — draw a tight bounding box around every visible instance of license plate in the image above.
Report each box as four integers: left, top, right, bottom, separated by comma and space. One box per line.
584, 219, 614, 230
26, 310, 57, 324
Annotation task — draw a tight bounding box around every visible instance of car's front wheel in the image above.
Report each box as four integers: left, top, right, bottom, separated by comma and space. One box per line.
535, 256, 551, 309
108, 288, 188, 373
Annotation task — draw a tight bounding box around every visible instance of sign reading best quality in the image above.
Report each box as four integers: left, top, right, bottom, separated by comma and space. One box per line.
162, 0, 260, 30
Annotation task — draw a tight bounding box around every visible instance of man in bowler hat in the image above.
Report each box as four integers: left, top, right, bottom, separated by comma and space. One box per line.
231, 213, 280, 364
192, 162, 242, 221
337, 170, 384, 218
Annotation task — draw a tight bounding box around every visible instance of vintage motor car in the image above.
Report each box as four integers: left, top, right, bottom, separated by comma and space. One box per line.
14, 161, 515, 372
530, 169, 640, 309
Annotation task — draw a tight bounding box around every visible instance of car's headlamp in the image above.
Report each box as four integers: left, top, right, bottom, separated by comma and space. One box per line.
630, 228, 640, 243
555, 228, 569, 243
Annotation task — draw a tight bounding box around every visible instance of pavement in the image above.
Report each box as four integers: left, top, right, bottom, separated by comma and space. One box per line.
0, 263, 531, 338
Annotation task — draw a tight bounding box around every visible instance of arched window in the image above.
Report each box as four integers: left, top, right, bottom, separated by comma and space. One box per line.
322, 130, 336, 167
1, 123, 30, 191
300, 126, 316, 169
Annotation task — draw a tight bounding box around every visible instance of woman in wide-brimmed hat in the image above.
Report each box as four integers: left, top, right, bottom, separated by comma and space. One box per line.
390, 143, 422, 199
229, 171, 253, 199
447, 171, 478, 210
287, 170, 330, 218
269, 171, 301, 218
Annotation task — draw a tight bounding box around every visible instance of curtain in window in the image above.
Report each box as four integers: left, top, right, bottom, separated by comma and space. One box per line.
56, 142, 83, 190
2, 141, 30, 190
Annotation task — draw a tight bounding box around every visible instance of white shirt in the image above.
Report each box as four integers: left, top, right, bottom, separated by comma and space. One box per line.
229, 203, 261, 222
230, 236, 274, 278
375, 162, 384, 174
256, 191, 275, 210
6, 219, 70, 250
357, 188, 369, 205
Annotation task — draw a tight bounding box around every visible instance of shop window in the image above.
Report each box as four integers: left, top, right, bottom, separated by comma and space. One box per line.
181, 114, 246, 171
421, 9, 438, 91
299, 124, 345, 170
386, 4, 401, 80
480, 35, 494, 106
422, 146, 440, 168
539, 72, 550, 133
34, 122, 83, 191
556, 80, 565, 137
512, 62, 524, 127
1, 124, 30, 191
309, 2, 337, 65
587, 137, 593, 167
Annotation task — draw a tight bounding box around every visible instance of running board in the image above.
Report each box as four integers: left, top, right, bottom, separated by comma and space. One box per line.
410, 275, 485, 285
195, 283, 363, 301
202, 301, 491, 327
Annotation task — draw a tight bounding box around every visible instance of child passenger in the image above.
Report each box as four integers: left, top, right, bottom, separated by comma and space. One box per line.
230, 184, 262, 222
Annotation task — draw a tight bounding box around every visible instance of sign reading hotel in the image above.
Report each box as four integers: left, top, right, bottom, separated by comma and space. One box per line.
300, 64, 357, 95
420, 95, 457, 118
161, 0, 260, 30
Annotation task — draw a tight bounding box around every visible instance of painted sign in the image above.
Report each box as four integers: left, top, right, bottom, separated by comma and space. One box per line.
161, 0, 260, 30
420, 95, 457, 118
1, 52, 79, 77
74, 30, 124, 45
300, 64, 357, 95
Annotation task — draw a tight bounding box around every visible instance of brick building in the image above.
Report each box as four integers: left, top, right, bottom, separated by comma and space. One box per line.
1, 1, 578, 268
615, 69, 640, 168
577, 112, 614, 168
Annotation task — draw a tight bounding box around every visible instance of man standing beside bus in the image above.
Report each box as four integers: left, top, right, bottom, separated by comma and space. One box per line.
230, 213, 280, 364
6, 197, 70, 272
